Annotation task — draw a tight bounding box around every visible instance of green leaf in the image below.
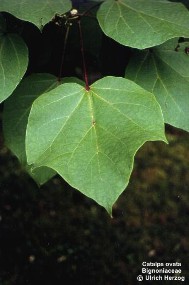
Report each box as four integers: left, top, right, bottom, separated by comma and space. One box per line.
0, 0, 72, 29
26, 76, 166, 213
3, 73, 60, 185
126, 38, 189, 132
0, 32, 28, 103
97, 0, 189, 49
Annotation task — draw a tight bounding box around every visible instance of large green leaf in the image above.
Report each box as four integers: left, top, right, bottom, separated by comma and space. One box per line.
0, 0, 72, 29
0, 28, 28, 103
97, 0, 189, 49
3, 73, 59, 185
26, 76, 166, 213
126, 39, 189, 132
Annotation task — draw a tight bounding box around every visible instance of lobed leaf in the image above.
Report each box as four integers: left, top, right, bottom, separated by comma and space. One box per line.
97, 0, 189, 49
126, 38, 189, 132
26, 76, 166, 213
3, 73, 59, 185
0, 0, 72, 29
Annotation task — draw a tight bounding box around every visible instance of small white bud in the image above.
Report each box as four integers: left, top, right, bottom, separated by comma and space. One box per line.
28, 255, 35, 263
70, 9, 78, 16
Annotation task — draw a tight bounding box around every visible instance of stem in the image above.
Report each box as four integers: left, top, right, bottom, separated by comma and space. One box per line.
78, 20, 90, 91
58, 25, 70, 81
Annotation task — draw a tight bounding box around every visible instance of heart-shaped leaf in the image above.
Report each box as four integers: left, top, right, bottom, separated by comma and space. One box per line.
3, 73, 59, 185
126, 39, 189, 132
97, 0, 189, 49
0, 17, 28, 103
26, 76, 166, 213
0, 0, 72, 29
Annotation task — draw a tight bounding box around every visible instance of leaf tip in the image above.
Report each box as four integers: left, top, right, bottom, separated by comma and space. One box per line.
163, 134, 169, 145
104, 204, 113, 217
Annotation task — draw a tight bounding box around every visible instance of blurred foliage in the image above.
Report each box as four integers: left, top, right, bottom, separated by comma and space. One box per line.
0, 127, 189, 285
